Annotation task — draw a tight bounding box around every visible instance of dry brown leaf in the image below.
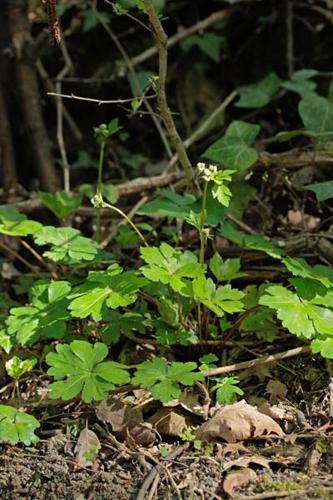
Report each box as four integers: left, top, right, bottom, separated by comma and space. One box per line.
223, 468, 257, 496
148, 408, 199, 437
216, 442, 248, 459
196, 400, 284, 443
224, 454, 271, 471
259, 401, 294, 422
75, 428, 100, 468
96, 398, 142, 433
125, 422, 156, 447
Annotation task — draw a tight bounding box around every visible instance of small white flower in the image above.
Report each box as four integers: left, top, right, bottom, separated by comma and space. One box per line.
210, 164, 218, 174
197, 162, 206, 172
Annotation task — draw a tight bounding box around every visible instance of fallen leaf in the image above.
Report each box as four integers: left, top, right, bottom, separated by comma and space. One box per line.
96, 398, 142, 433
258, 401, 294, 422
266, 380, 288, 402
216, 442, 248, 459
224, 454, 271, 470
223, 468, 257, 496
75, 428, 100, 468
125, 422, 156, 447
196, 400, 284, 443
148, 408, 199, 437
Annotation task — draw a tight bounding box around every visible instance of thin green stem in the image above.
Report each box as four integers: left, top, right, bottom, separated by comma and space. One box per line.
96, 140, 106, 244
102, 201, 149, 247
199, 181, 209, 265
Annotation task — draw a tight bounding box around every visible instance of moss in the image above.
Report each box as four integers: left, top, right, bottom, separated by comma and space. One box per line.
260, 474, 302, 492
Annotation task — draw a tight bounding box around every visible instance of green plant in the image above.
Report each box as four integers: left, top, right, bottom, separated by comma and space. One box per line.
0, 405, 40, 445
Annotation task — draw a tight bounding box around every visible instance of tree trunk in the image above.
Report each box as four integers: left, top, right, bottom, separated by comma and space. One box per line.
6, 0, 60, 192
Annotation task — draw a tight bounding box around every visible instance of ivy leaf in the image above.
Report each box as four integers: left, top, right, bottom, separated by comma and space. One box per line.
0, 207, 41, 236
181, 33, 225, 62
305, 180, 333, 202
34, 226, 98, 264
140, 243, 204, 295
211, 376, 244, 404
299, 94, 333, 139
69, 267, 145, 321
132, 358, 203, 403
209, 253, 246, 282
203, 121, 260, 171
236, 73, 281, 108
193, 276, 244, 317
46, 340, 130, 403
5, 280, 71, 346
0, 405, 40, 445
37, 191, 82, 219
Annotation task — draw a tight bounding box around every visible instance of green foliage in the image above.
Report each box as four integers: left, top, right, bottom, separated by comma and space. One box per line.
193, 276, 244, 316
181, 33, 225, 62
299, 94, 333, 138
34, 226, 99, 264
46, 340, 130, 402
6, 356, 37, 379
0, 405, 40, 445
5, 281, 71, 348
305, 181, 333, 202
0, 207, 41, 236
209, 253, 246, 282
236, 73, 281, 108
132, 358, 203, 403
37, 191, 82, 219
203, 121, 260, 171
140, 243, 204, 294
94, 119, 122, 142
69, 266, 146, 320
211, 376, 244, 404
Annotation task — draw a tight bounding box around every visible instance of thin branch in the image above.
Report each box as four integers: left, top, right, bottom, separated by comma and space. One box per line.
116, 8, 233, 75
143, 0, 195, 185
201, 345, 310, 377
47, 91, 156, 105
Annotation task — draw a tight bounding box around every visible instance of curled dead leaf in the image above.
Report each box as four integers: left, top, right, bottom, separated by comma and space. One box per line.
223, 468, 257, 496
196, 400, 284, 443
75, 428, 100, 468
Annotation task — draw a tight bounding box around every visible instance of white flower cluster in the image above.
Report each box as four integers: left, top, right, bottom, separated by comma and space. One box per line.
197, 162, 218, 181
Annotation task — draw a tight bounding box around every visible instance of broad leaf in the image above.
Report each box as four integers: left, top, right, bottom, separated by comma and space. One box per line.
209, 253, 246, 282
305, 181, 333, 202
299, 94, 333, 138
46, 340, 130, 402
236, 73, 281, 108
37, 191, 82, 219
0, 405, 40, 445
34, 226, 98, 264
132, 358, 203, 403
193, 276, 244, 317
0, 207, 41, 236
203, 121, 260, 171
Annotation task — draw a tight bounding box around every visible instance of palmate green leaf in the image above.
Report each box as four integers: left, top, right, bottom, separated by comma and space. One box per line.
69, 267, 146, 320
211, 376, 244, 404
34, 226, 98, 264
46, 340, 130, 403
37, 191, 82, 219
203, 121, 260, 171
140, 243, 204, 295
5, 356, 37, 379
138, 190, 195, 221
132, 358, 203, 403
236, 73, 281, 108
101, 311, 144, 344
0, 207, 41, 236
259, 286, 333, 338
193, 276, 244, 317
5, 280, 71, 346
311, 338, 333, 359
0, 405, 40, 445
283, 257, 333, 288
209, 253, 246, 282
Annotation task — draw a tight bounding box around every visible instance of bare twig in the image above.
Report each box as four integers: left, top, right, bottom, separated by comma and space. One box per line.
201, 345, 310, 377
286, 0, 294, 78
56, 39, 73, 192
47, 91, 156, 106
143, 0, 195, 186
167, 90, 238, 170
116, 8, 233, 75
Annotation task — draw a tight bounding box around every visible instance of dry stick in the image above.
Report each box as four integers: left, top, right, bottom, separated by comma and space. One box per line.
286, 0, 294, 78
167, 90, 238, 170
36, 60, 82, 142
47, 91, 156, 106
56, 39, 73, 193
201, 345, 310, 378
143, 0, 196, 186
116, 7, 233, 75
91, 0, 173, 159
